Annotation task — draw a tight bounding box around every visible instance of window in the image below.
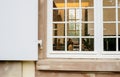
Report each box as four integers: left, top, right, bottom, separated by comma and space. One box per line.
47, 0, 120, 58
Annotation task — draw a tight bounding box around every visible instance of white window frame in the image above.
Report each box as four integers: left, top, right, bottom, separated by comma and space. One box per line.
47, 0, 120, 58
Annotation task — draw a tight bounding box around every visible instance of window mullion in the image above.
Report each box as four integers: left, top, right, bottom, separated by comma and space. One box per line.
94, 0, 103, 56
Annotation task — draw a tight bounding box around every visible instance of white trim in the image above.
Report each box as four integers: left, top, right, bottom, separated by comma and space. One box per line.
47, 0, 120, 58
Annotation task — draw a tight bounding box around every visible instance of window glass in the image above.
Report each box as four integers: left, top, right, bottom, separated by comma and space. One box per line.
103, 0, 116, 6
103, 23, 116, 36
53, 0, 65, 8
67, 0, 79, 7
81, 0, 94, 7
53, 38, 65, 51
103, 8, 116, 21
53, 9, 65, 22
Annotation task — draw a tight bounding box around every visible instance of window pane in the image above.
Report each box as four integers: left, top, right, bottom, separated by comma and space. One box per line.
53, 0, 65, 8
82, 38, 94, 51
118, 38, 120, 51
81, 0, 94, 7
82, 9, 94, 21
103, 0, 116, 6
67, 38, 79, 51
53, 23, 65, 36
53, 38, 65, 51
67, 23, 80, 36
67, 9, 80, 21
103, 23, 116, 36
82, 23, 94, 36
118, 8, 120, 21
103, 8, 116, 21
118, 23, 120, 36
104, 38, 116, 51
53, 9, 65, 22
118, 0, 120, 6
67, 0, 79, 7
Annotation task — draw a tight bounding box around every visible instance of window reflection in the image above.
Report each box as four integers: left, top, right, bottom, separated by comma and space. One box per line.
53, 9, 65, 22
104, 38, 116, 51
82, 23, 94, 36
118, 8, 120, 21
81, 0, 93, 7
67, 9, 80, 22
82, 38, 94, 51
103, 8, 116, 21
67, 23, 80, 36
118, 38, 120, 51
118, 23, 120, 36
67, 38, 79, 51
53, 38, 65, 51
103, 0, 116, 6
103, 23, 116, 36
118, 0, 120, 6
82, 9, 94, 21
67, 0, 79, 7
53, 23, 65, 36
53, 0, 65, 8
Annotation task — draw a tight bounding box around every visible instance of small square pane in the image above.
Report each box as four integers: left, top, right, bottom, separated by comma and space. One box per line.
118, 8, 120, 21
118, 0, 120, 6
67, 38, 79, 51
103, 8, 116, 21
53, 0, 65, 8
53, 9, 65, 22
82, 9, 94, 21
82, 23, 94, 36
53, 23, 65, 36
103, 23, 116, 36
118, 23, 120, 36
81, 0, 94, 7
67, 23, 80, 36
118, 38, 120, 51
53, 38, 65, 51
67, 0, 79, 7
104, 38, 116, 51
67, 9, 80, 21
103, 0, 116, 6
81, 38, 94, 51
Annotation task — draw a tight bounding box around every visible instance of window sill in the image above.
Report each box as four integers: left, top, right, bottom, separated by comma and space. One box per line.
36, 59, 120, 72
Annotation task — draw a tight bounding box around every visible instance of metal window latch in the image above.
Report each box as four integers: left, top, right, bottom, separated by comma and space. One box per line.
38, 40, 43, 49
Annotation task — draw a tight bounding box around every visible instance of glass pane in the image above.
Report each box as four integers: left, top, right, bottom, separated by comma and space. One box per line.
53, 23, 65, 36
82, 23, 94, 36
118, 0, 120, 6
67, 9, 80, 21
81, 0, 94, 7
103, 0, 116, 6
67, 23, 80, 36
81, 38, 94, 51
53, 38, 65, 51
53, 9, 65, 22
118, 38, 120, 51
103, 23, 116, 36
67, 0, 79, 7
67, 38, 79, 51
104, 38, 116, 51
118, 23, 120, 36
82, 9, 94, 21
118, 8, 120, 21
53, 0, 65, 8
103, 8, 116, 21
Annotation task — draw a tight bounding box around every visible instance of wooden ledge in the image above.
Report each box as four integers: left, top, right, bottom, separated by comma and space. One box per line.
36, 59, 120, 72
